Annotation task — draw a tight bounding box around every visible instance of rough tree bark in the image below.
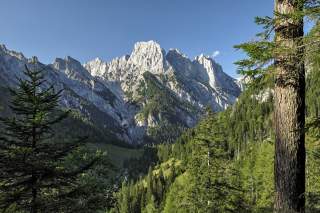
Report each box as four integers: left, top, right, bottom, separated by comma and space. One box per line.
274, 0, 305, 212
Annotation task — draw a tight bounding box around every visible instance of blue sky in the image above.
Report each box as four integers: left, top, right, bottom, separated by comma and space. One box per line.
0, 0, 274, 77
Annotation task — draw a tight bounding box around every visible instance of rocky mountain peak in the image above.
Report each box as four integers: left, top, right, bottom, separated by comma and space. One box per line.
53, 56, 91, 81
27, 56, 39, 64
0, 42, 243, 144
132, 40, 162, 54
94, 57, 103, 63
194, 54, 214, 65
84, 57, 108, 77
0, 44, 26, 61
129, 40, 168, 74
0, 44, 7, 52
194, 54, 241, 97
166, 48, 194, 77
166, 48, 188, 60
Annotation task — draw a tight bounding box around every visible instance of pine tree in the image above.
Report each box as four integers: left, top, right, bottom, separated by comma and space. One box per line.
117, 182, 130, 213
186, 113, 245, 212
235, 0, 320, 212
142, 195, 157, 213
0, 62, 99, 212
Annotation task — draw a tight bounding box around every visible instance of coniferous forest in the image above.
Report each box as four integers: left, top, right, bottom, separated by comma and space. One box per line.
1, 0, 320, 212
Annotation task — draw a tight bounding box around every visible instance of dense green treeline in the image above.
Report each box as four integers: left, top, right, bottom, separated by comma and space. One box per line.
2, 57, 318, 212
110, 91, 275, 212
1, 18, 320, 213
110, 26, 320, 211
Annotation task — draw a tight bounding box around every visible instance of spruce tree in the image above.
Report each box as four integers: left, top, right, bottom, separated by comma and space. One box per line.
235, 0, 320, 212
187, 113, 245, 212
0, 62, 99, 212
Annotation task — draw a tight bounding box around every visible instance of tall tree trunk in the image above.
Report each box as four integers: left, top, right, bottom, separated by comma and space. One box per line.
274, 0, 305, 212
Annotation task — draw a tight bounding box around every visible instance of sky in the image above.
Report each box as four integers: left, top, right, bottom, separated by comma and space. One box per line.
0, 0, 274, 77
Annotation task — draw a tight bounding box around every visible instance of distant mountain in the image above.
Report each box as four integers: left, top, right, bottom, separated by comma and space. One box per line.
0, 41, 241, 144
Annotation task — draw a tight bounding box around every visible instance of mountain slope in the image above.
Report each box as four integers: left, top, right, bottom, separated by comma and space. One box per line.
112, 67, 320, 212
0, 41, 241, 144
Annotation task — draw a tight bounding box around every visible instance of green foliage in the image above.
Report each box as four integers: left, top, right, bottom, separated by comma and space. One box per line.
135, 71, 197, 143
122, 146, 158, 180
238, 143, 274, 212
0, 64, 104, 212
162, 172, 193, 213
112, 157, 183, 213
306, 138, 320, 212
147, 121, 187, 144
110, 29, 320, 211
234, 41, 274, 76
235, 0, 320, 79
306, 23, 320, 123
183, 113, 247, 213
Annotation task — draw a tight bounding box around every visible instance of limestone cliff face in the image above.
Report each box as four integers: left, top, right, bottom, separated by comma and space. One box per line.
0, 41, 241, 144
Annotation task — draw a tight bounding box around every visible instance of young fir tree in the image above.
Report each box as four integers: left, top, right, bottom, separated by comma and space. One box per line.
187, 112, 245, 212
235, 0, 320, 212
0, 62, 99, 212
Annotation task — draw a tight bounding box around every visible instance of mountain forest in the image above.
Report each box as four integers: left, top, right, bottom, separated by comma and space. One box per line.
1, 0, 320, 212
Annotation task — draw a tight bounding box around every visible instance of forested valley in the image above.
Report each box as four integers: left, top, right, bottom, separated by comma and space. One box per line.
1, 0, 320, 213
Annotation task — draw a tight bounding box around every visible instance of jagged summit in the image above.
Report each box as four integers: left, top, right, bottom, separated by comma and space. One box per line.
0, 44, 7, 51
85, 57, 108, 77
168, 48, 186, 56
132, 40, 162, 53
94, 57, 103, 62
0, 44, 26, 61
195, 54, 241, 97
130, 40, 164, 60
28, 56, 39, 64
129, 40, 167, 74
52, 56, 91, 81
0, 41, 241, 144
166, 48, 188, 60
195, 53, 213, 60
85, 40, 241, 109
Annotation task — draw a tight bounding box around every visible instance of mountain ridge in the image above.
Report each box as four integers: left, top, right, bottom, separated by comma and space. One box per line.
0, 41, 241, 144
